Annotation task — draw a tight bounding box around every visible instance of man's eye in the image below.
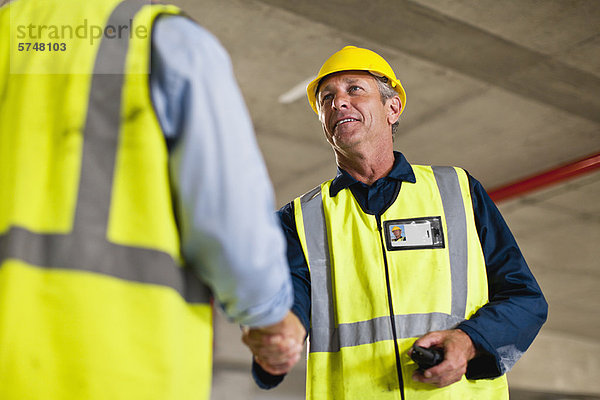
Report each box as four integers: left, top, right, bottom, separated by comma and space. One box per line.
321, 94, 333, 103
349, 85, 361, 93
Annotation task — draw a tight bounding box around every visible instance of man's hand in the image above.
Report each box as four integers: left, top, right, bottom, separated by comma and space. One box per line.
241, 311, 306, 375
410, 329, 477, 388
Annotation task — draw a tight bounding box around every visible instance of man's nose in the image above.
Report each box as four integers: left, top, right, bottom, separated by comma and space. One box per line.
332, 93, 350, 110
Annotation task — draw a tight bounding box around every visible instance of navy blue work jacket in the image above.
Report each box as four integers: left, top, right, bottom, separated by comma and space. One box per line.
254, 152, 547, 388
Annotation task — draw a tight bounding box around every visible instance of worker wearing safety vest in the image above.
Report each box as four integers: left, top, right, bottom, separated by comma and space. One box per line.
0, 0, 297, 399
246, 46, 548, 399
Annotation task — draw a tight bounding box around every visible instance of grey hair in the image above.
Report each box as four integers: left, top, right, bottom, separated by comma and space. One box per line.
372, 75, 400, 138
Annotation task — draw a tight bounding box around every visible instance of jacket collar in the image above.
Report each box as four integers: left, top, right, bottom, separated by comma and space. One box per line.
329, 151, 416, 197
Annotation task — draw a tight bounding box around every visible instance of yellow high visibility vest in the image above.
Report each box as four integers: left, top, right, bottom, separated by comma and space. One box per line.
294, 166, 508, 400
0, 1, 212, 399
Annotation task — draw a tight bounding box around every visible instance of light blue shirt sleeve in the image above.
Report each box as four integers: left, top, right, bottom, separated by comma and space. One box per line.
149, 15, 292, 327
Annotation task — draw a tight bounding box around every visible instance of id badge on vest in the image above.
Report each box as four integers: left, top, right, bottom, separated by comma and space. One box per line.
383, 216, 444, 251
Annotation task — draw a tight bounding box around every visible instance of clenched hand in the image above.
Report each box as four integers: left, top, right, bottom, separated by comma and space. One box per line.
410, 329, 477, 387
242, 311, 306, 375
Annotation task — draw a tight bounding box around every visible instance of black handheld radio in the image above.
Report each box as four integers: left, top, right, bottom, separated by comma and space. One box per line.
410, 344, 444, 372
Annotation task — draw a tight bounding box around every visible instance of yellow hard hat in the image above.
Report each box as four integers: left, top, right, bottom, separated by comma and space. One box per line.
306, 46, 406, 115
392, 226, 401, 231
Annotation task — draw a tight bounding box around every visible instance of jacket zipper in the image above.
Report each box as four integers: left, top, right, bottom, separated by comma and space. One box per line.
376, 214, 405, 400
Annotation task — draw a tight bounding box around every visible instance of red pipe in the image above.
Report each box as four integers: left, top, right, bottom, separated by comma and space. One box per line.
488, 152, 600, 202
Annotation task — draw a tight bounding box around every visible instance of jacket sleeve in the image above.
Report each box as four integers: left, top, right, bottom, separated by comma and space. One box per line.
457, 174, 548, 379
150, 15, 292, 327
252, 201, 312, 389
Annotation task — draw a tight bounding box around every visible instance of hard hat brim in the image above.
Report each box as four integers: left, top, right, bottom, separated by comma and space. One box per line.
307, 69, 406, 115
306, 46, 406, 116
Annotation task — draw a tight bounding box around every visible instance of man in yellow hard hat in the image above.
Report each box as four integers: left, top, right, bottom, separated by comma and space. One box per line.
391, 226, 406, 242
244, 46, 547, 399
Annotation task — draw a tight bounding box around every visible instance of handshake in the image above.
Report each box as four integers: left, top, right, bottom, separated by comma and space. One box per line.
241, 311, 307, 375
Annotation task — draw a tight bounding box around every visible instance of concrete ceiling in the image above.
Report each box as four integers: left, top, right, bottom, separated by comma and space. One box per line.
170, 1, 600, 398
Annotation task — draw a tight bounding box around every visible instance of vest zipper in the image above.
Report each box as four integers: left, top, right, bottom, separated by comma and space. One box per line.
376, 214, 405, 400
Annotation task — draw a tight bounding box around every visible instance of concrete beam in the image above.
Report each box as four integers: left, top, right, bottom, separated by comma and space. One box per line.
256, 0, 600, 123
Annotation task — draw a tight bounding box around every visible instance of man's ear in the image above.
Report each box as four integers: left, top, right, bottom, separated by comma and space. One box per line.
387, 95, 402, 125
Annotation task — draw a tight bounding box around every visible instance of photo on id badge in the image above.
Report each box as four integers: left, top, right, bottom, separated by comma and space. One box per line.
384, 217, 445, 251
390, 225, 407, 243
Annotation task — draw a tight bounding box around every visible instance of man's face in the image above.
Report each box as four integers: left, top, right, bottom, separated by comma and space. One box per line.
316, 71, 400, 152
393, 229, 401, 239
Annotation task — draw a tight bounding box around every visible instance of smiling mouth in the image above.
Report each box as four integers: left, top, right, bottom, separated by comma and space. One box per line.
334, 118, 359, 129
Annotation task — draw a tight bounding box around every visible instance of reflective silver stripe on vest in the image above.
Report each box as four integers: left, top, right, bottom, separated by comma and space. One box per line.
0, 0, 210, 304
0, 226, 209, 303
304, 167, 469, 353
432, 166, 468, 319
310, 313, 466, 353
75, 0, 146, 233
300, 187, 339, 353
